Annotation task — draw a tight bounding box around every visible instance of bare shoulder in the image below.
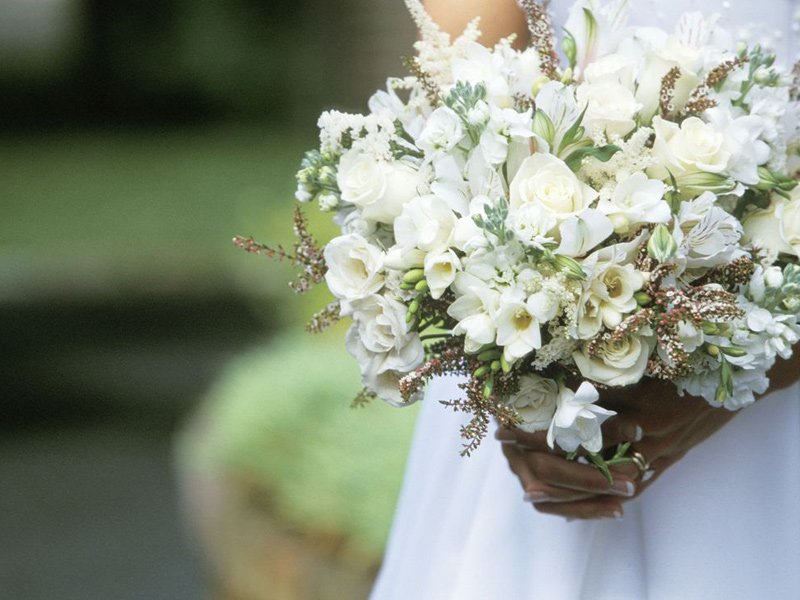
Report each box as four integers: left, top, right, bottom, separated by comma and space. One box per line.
422, 0, 529, 47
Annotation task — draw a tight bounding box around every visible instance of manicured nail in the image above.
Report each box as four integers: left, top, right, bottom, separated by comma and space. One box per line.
610, 480, 635, 497
642, 469, 655, 482
523, 491, 551, 503
623, 423, 643, 442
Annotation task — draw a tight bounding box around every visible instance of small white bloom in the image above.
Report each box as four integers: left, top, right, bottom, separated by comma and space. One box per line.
555, 209, 615, 258
495, 288, 557, 361
649, 116, 731, 180
597, 173, 670, 234
448, 273, 501, 353
394, 195, 458, 253
577, 80, 641, 138
506, 375, 559, 433
424, 249, 461, 299
323, 234, 384, 301
505, 202, 557, 249
675, 192, 745, 270
547, 382, 615, 454
417, 106, 464, 155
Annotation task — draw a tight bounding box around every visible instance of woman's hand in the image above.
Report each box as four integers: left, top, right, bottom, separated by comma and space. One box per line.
498, 353, 800, 520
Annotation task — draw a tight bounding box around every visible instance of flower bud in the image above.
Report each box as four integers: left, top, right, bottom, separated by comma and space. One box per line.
560, 67, 574, 84
634, 291, 652, 306
553, 254, 587, 280
705, 343, 721, 357
532, 109, 556, 146
562, 32, 577, 69
403, 268, 426, 284
764, 266, 785, 288
474, 365, 490, 379
647, 224, 678, 263
676, 172, 736, 197
754, 66, 772, 85
720, 345, 747, 357
702, 322, 721, 335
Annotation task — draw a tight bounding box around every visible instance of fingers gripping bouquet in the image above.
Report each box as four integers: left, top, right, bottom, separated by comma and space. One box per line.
237, 0, 800, 473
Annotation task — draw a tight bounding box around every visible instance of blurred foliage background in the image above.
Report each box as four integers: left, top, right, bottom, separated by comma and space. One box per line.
1, 1, 419, 598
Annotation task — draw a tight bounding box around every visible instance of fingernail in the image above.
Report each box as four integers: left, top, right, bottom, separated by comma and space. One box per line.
603, 510, 624, 520
623, 424, 643, 442
523, 491, 550, 503
642, 469, 655, 482
610, 480, 635, 497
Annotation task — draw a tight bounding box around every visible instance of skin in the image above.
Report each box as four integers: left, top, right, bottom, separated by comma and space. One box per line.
422, 0, 800, 519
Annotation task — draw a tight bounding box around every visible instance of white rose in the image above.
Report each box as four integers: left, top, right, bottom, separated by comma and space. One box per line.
743, 197, 800, 259
346, 329, 423, 407
362, 162, 423, 224
323, 234, 384, 301
417, 106, 464, 155
509, 153, 598, 228
337, 150, 386, 208
346, 296, 425, 406
424, 249, 461, 300
576, 81, 641, 138
597, 173, 670, 234
573, 334, 655, 387
546, 382, 615, 454
394, 195, 458, 253
506, 375, 559, 433
649, 116, 731, 180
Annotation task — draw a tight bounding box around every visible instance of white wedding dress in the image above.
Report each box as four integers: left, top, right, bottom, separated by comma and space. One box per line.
370, 2, 800, 599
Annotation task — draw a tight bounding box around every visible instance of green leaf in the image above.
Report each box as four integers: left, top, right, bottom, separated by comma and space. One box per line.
564, 144, 621, 172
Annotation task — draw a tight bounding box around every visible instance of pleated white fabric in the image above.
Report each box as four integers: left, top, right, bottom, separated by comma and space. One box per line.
370, 2, 800, 598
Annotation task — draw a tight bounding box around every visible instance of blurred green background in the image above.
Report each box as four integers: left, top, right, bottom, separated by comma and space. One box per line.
1, 1, 418, 598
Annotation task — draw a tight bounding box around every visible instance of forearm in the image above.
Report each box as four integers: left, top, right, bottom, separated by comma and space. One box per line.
422, 0, 529, 48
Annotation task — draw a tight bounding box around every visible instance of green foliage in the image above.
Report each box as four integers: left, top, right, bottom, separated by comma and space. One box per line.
176, 332, 420, 559
472, 197, 511, 245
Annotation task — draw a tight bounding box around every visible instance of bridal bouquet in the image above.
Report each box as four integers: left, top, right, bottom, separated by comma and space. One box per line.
237, 0, 800, 464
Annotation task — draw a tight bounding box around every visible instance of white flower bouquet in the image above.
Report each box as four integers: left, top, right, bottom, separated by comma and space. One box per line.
237, 0, 800, 470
